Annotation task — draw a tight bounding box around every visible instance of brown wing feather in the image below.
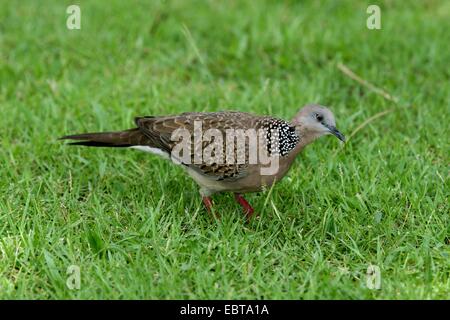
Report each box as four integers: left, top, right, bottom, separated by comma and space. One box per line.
135, 111, 266, 181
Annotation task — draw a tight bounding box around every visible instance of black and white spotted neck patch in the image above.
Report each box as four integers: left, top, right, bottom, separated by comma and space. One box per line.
262, 118, 300, 156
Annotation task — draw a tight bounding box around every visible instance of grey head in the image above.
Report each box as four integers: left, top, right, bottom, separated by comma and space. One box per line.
291, 104, 345, 142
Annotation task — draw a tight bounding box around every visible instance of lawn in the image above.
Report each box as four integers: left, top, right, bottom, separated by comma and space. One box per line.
0, 0, 448, 299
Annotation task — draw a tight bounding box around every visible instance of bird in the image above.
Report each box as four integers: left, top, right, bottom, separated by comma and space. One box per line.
60, 104, 345, 221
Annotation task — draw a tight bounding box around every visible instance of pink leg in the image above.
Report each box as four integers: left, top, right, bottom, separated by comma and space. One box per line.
202, 196, 218, 218
234, 193, 255, 221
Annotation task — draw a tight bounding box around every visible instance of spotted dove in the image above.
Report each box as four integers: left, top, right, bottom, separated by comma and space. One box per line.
60, 104, 345, 220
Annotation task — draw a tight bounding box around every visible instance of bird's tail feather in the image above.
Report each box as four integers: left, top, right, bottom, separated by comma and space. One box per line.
59, 128, 141, 147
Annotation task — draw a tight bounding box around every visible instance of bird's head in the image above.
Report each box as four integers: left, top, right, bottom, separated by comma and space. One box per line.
291, 104, 345, 142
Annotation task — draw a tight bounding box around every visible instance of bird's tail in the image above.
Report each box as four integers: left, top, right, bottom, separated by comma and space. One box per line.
59, 128, 143, 147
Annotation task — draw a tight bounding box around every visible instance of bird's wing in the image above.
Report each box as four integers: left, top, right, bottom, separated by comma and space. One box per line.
135, 111, 266, 181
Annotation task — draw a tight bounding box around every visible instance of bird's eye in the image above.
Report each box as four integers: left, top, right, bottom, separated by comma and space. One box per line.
315, 113, 324, 122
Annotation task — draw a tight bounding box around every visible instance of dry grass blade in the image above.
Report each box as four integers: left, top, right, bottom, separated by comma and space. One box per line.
335, 63, 402, 152
346, 108, 393, 142
337, 63, 399, 103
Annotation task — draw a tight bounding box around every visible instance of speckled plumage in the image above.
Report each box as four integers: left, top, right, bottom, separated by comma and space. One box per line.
262, 118, 300, 156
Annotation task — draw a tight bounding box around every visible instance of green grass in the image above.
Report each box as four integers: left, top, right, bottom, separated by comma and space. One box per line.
0, 0, 449, 299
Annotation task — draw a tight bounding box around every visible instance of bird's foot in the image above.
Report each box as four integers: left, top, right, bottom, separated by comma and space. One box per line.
234, 193, 255, 222
202, 196, 219, 219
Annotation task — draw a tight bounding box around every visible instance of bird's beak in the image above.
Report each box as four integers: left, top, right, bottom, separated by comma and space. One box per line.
327, 125, 346, 142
